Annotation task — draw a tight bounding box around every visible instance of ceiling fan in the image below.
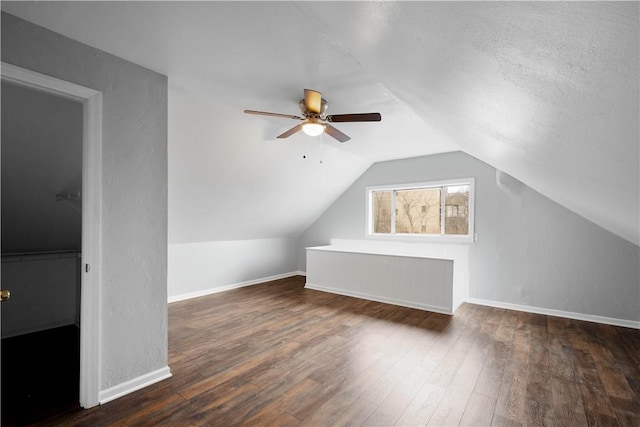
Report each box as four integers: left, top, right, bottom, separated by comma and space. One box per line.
244, 89, 381, 143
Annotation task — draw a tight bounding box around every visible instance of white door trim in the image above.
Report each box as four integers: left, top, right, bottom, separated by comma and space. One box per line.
1, 62, 103, 408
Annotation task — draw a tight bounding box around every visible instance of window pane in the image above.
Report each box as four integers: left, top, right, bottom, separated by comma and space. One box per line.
372, 191, 392, 233
445, 185, 469, 235
395, 188, 441, 234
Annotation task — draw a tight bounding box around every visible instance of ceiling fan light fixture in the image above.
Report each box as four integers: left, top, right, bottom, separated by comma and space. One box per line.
302, 121, 325, 137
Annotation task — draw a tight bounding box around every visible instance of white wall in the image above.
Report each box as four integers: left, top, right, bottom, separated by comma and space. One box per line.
168, 237, 299, 300
306, 246, 455, 314
2, 12, 169, 390
168, 86, 370, 243
167, 86, 338, 298
299, 152, 640, 324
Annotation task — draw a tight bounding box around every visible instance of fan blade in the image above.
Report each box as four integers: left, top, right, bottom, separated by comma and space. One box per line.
327, 112, 382, 123
304, 89, 322, 114
244, 110, 302, 120
277, 124, 304, 139
324, 124, 351, 143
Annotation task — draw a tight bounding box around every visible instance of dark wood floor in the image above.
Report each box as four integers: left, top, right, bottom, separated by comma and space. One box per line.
31, 275, 640, 426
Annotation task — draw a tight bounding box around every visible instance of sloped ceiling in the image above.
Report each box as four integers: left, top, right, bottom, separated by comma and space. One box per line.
3, 2, 638, 246
1, 82, 83, 252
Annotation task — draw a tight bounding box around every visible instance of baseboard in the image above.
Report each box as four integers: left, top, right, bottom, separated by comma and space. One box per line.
168, 271, 306, 303
467, 297, 640, 329
305, 282, 452, 315
99, 366, 172, 404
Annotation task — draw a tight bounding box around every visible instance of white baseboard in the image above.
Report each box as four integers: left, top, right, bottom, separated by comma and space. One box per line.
99, 366, 172, 404
168, 271, 306, 303
467, 297, 640, 329
305, 282, 452, 315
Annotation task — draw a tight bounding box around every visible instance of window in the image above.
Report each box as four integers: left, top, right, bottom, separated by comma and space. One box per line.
367, 179, 474, 242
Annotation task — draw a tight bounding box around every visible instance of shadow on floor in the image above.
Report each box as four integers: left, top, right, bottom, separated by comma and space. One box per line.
2, 325, 80, 426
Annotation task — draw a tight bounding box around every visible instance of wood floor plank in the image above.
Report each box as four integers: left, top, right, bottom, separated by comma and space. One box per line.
523, 376, 552, 426
427, 384, 473, 426
23, 276, 640, 427
615, 412, 640, 427
474, 360, 505, 399
300, 385, 364, 426
240, 376, 320, 424
394, 383, 445, 426
599, 367, 637, 400
577, 376, 616, 417
584, 410, 621, 427
491, 413, 523, 427
493, 361, 528, 424
362, 374, 424, 426
459, 392, 497, 426
330, 398, 378, 426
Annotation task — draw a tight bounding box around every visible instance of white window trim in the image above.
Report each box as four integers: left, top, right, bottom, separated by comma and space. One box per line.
366, 178, 475, 243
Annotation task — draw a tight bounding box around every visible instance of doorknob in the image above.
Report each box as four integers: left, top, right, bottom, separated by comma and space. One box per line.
1, 289, 10, 302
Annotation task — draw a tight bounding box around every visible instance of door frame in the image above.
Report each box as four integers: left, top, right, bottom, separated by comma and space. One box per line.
1, 62, 102, 408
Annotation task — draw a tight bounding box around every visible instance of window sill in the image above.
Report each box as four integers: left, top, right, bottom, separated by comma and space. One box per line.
366, 233, 475, 244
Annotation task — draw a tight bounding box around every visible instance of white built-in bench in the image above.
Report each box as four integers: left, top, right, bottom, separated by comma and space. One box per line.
305, 239, 469, 315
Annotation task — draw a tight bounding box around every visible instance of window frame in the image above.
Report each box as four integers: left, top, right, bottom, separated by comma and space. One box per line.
366, 178, 475, 243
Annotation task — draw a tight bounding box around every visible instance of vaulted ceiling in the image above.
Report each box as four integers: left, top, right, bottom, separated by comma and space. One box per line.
3, 2, 638, 246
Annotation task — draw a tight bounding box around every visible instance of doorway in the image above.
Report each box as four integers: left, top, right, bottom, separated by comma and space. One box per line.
1, 81, 83, 424
0, 63, 103, 417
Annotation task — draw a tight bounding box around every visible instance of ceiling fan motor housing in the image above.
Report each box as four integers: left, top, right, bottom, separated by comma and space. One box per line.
299, 98, 328, 118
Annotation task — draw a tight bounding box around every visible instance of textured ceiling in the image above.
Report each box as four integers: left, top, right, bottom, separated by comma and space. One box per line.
2, 1, 638, 246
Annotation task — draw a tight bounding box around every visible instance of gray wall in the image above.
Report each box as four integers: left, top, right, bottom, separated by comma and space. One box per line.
2, 254, 79, 338
2, 82, 83, 338
299, 151, 640, 323
2, 12, 169, 389
2, 82, 83, 252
